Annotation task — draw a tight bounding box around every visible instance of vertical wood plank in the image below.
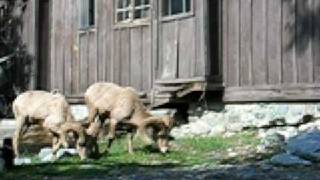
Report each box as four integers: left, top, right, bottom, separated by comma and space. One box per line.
64, 0, 72, 95
130, 28, 143, 90
120, 29, 131, 86
151, 0, 158, 87
88, 31, 98, 85
50, 0, 56, 90
282, 0, 297, 84
97, 0, 104, 81
252, 0, 267, 85
113, 30, 121, 84
222, 0, 229, 86
161, 22, 178, 79
240, 0, 252, 86
314, 0, 320, 83
105, 0, 113, 82
72, 0, 81, 94
227, 0, 240, 86
296, 0, 313, 83
55, 0, 65, 91
79, 34, 89, 92
179, 18, 196, 79
195, 0, 205, 77
142, 26, 152, 91
267, 0, 282, 85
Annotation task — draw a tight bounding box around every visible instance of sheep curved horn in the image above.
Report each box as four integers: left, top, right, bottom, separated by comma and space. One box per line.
145, 116, 174, 128
59, 122, 86, 147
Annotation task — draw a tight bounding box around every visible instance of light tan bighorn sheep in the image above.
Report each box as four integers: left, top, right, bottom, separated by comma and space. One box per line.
84, 82, 174, 154
12, 90, 98, 160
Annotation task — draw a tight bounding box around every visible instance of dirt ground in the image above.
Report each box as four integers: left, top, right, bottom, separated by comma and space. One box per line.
45, 163, 320, 180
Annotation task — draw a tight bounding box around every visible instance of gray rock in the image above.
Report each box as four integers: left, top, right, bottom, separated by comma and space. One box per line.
14, 158, 32, 165
270, 153, 312, 166
189, 121, 211, 136
70, 105, 88, 121
298, 121, 320, 133
38, 147, 53, 159
287, 131, 320, 162
259, 133, 285, 153
209, 124, 226, 136
38, 147, 78, 162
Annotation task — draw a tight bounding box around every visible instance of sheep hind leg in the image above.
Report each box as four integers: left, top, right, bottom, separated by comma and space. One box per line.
13, 116, 26, 158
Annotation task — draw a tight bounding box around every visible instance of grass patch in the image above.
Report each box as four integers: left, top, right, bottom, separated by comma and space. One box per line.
0, 131, 261, 179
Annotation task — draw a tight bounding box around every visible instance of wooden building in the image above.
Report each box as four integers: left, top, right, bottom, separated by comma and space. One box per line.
20, 0, 320, 106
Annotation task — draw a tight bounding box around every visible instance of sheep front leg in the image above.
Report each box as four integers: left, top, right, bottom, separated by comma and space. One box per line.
52, 136, 62, 155
107, 118, 117, 150
127, 130, 134, 154
87, 107, 97, 124
13, 116, 26, 158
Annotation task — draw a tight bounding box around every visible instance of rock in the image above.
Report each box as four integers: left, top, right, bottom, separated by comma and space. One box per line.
189, 121, 211, 136
287, 131, 320, 162
38, 147, 78, 162
209, 124, 226, 136
14, 158, 32, 165
298, 121, 320, 133
258, 133, 285, 153
271, 127, 299, 141
270, 153, 312, 166
56, 148, 78, 158
70, 105, 88, 121
38, 147, 53, 160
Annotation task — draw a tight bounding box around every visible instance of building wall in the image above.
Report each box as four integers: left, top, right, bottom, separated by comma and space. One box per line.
45, 0, 210, 102
222, 0, 320, 102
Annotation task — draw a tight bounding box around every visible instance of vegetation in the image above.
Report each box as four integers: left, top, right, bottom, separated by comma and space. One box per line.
0, 131, 262, 179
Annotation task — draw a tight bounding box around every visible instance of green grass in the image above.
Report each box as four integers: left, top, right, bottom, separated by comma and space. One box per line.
0, 131, 261, 179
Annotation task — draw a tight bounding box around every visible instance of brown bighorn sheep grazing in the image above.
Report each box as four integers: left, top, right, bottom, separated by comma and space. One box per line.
12, 90, 97, 160
84, 82, 174, 154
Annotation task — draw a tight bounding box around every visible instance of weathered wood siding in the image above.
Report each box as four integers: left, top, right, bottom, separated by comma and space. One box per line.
223, 0, 320, 102
45, 0, 213, 101
21, 0, 38, 89
48, 0, 153, 99
156, 0, 208, 80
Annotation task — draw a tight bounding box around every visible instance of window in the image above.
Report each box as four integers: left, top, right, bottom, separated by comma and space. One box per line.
115, 0, 150, 23
162, 0, 191, 17
79, 0, 95, 29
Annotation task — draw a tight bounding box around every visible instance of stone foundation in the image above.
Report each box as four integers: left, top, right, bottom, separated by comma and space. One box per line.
170, 103, 320, 139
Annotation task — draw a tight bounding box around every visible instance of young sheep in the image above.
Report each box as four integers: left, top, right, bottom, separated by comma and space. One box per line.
84, 82, 174, 154
12, 90, 95, 160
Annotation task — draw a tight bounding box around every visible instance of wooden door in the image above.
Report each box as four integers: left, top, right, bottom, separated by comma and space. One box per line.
155, 0, 198, 81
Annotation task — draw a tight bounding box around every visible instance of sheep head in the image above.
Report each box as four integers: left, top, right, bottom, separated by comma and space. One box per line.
145, 115, 175, 153
59, 121, 99, 160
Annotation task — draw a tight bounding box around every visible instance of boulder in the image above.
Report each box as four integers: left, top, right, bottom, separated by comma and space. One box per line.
287, 131, 320, 162
270, 153, 312, 166
14, 158, 31, 165
38, 147, 78, 162
257, 133, 285, 153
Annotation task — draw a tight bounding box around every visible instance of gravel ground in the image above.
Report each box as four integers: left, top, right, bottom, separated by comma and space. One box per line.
46, 163, 320, 180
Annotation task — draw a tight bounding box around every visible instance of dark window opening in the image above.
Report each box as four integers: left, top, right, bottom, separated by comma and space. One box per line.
162, 0, 192, 17
79, 0, 95, 29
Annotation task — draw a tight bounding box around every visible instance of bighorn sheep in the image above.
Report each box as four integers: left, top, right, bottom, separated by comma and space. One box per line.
84, 82, 174, 154
12, 90, 98, 160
